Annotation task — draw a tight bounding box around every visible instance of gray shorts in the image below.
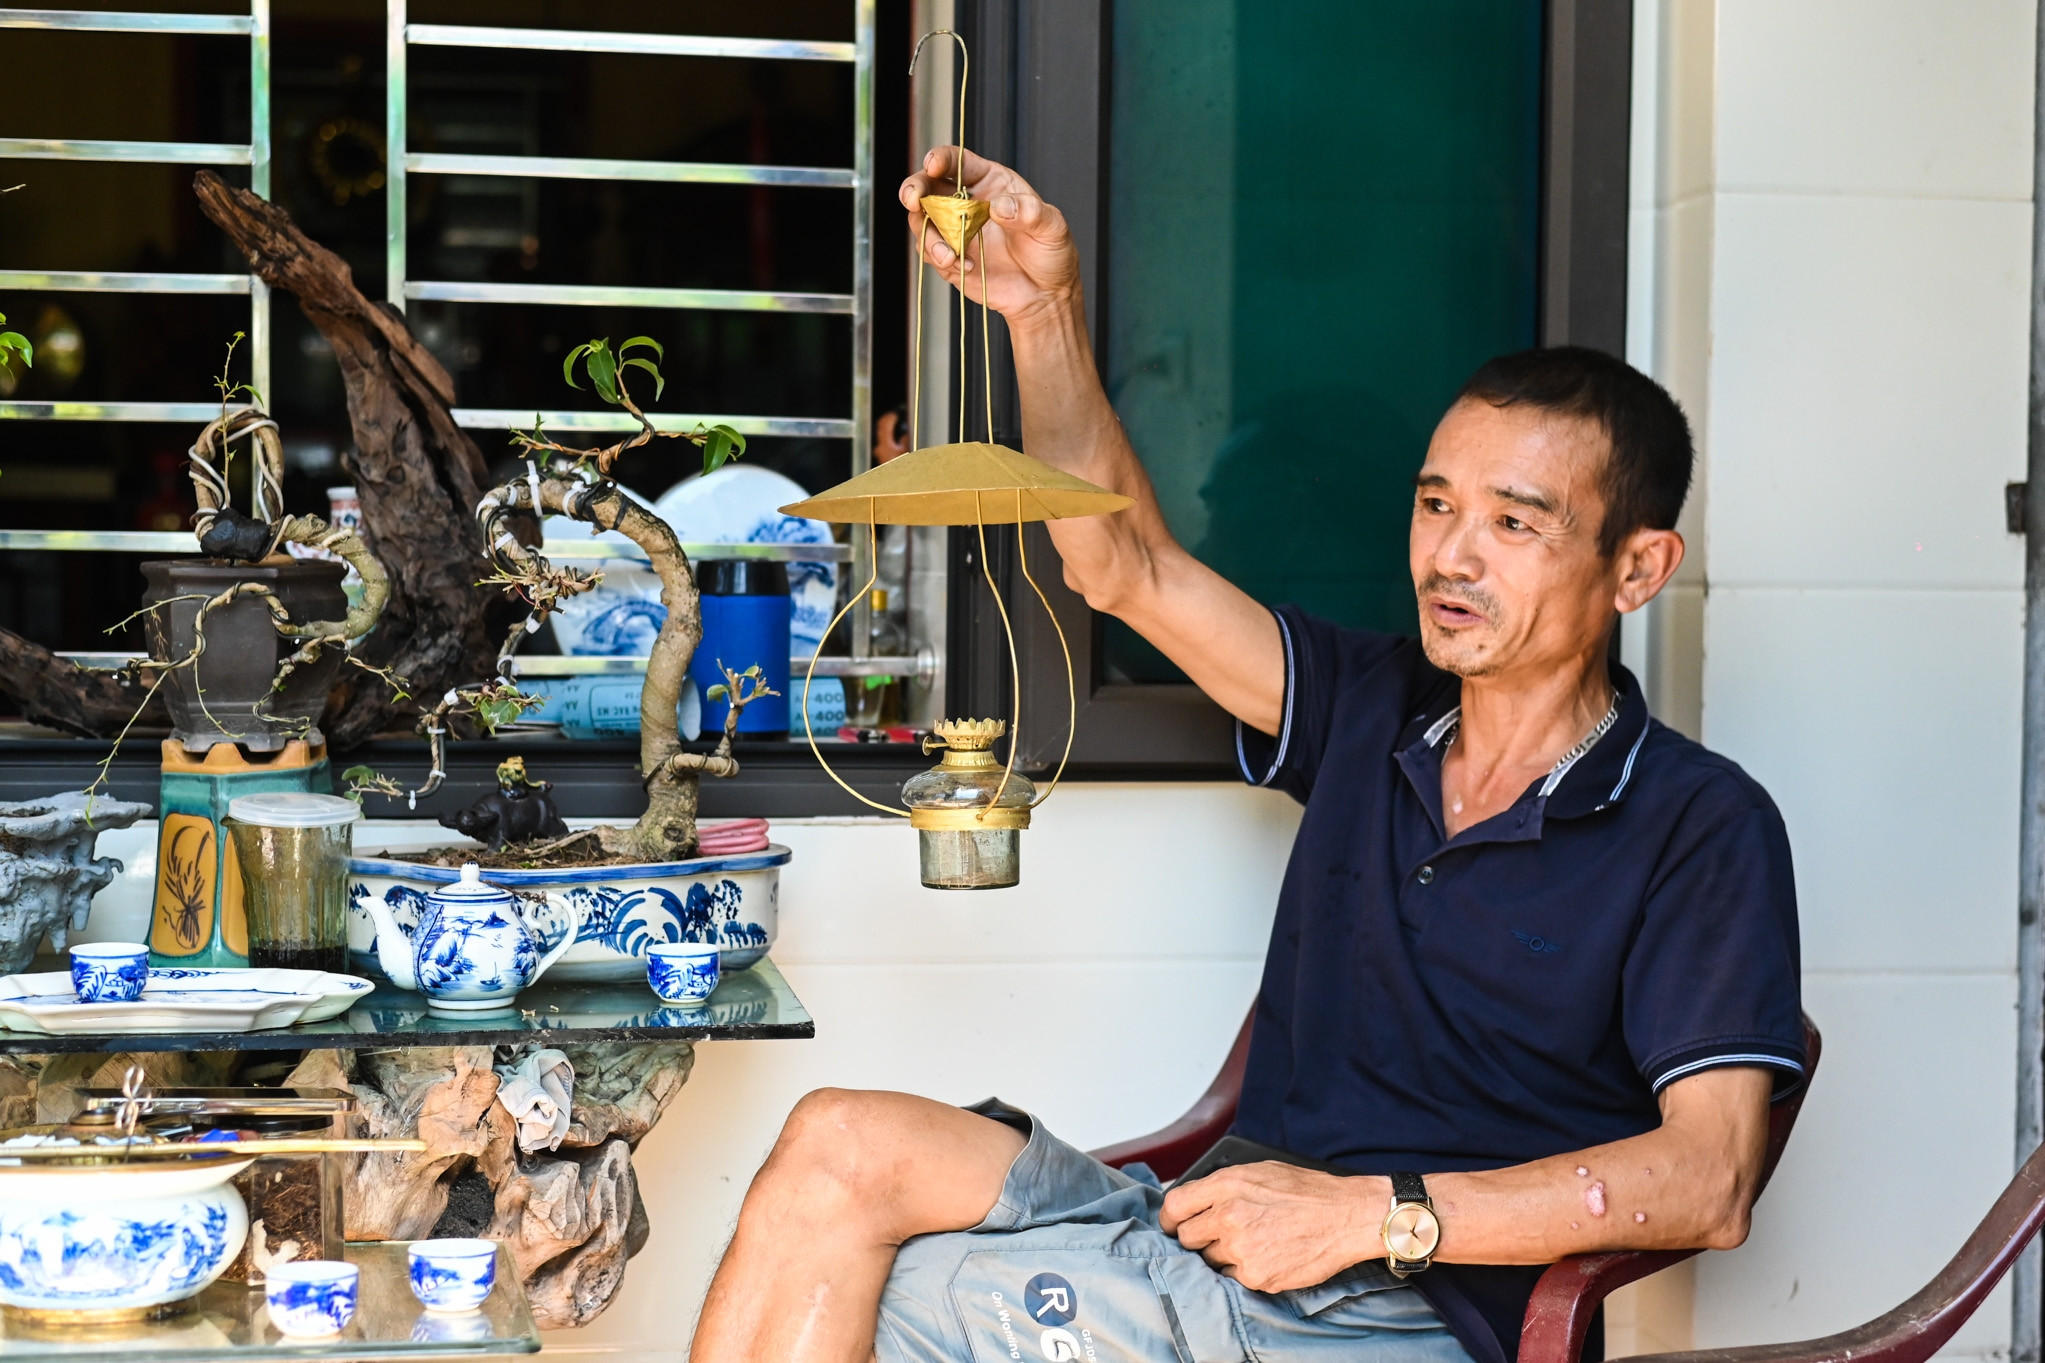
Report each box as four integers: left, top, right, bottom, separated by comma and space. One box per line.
875, 1106, 1478, 1363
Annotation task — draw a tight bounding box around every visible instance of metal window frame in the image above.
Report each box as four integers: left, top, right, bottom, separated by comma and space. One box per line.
953, 0, 1633, 776
384, 7, 878, 604
0, 4, 272, 412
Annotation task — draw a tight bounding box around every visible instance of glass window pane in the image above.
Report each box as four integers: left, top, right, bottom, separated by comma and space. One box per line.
1103, 0, 1543, 682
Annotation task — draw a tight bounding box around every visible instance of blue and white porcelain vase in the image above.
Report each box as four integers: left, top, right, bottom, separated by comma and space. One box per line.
0, 1156, 249, 1318
357, 863, 581, 1012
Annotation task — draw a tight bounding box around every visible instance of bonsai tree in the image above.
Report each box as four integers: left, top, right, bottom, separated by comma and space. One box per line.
351, 337, 777, 866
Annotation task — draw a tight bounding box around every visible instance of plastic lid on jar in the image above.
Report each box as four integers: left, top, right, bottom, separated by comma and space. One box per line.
225, 792, 361, 828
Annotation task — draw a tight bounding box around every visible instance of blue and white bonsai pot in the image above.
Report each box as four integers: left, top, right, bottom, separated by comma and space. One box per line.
0, 1155, 250, 1319
348, 844, 788, 984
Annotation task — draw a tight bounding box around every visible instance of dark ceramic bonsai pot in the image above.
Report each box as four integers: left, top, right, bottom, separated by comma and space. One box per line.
140, 558, 350, 752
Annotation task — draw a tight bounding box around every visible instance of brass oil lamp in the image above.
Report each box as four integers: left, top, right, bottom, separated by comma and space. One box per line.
781, 31, 1131, 889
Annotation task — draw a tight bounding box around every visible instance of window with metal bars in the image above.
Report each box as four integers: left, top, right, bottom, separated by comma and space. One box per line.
0, 1, 934, 810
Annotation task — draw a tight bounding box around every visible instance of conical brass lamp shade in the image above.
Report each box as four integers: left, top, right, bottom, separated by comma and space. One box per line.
921, 194, 990, 258
780, 442, 1133, 527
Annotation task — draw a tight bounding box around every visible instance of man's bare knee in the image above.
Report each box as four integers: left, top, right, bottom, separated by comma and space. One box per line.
756, 1089, 915, 1211
749, 1088, 1023, 1242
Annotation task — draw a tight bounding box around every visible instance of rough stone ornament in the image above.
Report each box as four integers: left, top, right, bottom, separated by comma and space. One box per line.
0, 792, 151, 972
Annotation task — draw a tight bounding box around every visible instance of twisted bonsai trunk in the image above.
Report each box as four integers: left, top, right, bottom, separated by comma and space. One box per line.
480, 476, 713, 862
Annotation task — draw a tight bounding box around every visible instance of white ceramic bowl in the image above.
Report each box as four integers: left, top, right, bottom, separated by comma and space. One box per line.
0, 1155, 251, 1316
349, 845, 788, 983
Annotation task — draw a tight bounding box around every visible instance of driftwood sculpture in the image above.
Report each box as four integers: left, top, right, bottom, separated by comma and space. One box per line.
0, 174, 506, 744
285, 1042, 695, 1329
191, 170, 508, 747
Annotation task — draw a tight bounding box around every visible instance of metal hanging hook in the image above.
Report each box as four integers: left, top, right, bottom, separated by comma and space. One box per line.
909, 30, 971, 201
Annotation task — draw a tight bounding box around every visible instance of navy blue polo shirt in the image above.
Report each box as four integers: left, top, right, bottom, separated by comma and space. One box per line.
1231, 607, 1804, 1363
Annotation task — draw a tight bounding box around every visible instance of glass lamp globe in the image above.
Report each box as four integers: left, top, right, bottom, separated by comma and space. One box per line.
901, 719, 1035, 890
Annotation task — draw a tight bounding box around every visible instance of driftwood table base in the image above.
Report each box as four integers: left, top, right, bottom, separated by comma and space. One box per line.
0, 1041, 696, 1331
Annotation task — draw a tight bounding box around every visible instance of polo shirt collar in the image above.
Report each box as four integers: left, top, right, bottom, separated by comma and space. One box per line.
1393, 661, 1653, 840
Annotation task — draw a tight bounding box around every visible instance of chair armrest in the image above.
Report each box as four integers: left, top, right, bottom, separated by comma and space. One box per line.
1518, 1249, 1701, 1363
1616, 1137, 2045, 1363
1089, 1014, 1254, 1182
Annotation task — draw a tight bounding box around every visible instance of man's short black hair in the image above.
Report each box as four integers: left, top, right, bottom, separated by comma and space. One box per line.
1455, 346, 1694, 557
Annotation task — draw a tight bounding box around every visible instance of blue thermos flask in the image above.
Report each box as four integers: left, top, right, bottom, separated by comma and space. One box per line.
691, 559, 792, 740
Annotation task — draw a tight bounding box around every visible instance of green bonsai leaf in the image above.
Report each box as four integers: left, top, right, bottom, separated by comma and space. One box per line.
701, 424, 747, 476
622, 356, 665, 401
340, 764, 404, 803
561, 342, 593, 389
705, 683, 729, 702
0, 313, 30, 370
585, 341, 619, 404
474, 695, 525, 733
619, 335, 664, 361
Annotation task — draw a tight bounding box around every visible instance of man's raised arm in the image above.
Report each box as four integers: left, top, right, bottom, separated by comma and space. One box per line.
899, 147, 1286, 735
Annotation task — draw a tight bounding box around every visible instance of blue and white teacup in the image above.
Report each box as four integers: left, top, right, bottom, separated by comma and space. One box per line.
265, 1260, 359, 1337
647, 942, 721, 1005
69, 942, 149, 1003
408, 1238, 496, 1313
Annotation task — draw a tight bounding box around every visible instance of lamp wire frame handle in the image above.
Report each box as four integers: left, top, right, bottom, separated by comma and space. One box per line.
801, 497, 909, 817
908, 30, 971, 207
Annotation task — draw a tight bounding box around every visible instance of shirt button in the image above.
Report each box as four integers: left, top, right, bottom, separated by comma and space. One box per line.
1417, 866, 1435, 885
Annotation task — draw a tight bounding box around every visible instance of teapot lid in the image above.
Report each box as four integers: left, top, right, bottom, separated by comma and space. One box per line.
429, 863, 514, 902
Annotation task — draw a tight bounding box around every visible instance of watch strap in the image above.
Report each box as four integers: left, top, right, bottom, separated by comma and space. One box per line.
1390, 1170, 1430, 1206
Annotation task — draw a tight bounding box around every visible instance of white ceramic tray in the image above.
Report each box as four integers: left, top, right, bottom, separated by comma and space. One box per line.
0, 968, 373, 1034
144, 967, 374, 1024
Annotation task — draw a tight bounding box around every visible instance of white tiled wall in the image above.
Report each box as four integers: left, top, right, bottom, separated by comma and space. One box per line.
1633, 1, 2036, 1356
554, 785, 1293, 1357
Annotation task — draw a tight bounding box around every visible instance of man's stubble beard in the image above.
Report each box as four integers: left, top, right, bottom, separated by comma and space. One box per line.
1416, 573, 1505, 679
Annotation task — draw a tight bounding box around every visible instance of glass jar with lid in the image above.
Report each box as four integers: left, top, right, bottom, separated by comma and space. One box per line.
900, 719, 1034, 889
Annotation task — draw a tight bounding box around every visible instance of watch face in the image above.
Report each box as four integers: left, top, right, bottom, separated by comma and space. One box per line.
1384, 1203, 1441, 1261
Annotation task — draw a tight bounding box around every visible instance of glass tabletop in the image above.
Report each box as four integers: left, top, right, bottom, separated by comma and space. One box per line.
0, 1243, 537, 1360
0, 959, 814, 1054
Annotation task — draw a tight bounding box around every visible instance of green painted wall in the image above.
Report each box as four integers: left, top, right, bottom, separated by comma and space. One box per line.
1104, 0, 1542, 680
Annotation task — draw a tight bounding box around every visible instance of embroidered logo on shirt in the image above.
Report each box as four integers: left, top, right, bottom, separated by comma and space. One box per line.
1512, 930, 1564, 955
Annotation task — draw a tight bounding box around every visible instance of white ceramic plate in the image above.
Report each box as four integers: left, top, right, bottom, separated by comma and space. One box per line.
652, 465, 839, 656
541, 484, 665, 657
0, 969, 372, 1034
142, 967, 375, 1024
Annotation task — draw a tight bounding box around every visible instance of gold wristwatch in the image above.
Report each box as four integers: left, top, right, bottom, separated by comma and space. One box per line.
1382, 1171, 1441, 1277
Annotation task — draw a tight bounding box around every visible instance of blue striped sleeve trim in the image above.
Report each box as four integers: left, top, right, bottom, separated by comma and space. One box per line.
1236, 609, 1297, 788
1645, 1039, 1808, 1097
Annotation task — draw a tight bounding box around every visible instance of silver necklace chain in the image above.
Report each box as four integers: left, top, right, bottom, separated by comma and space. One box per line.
1442, 693, 1622, 776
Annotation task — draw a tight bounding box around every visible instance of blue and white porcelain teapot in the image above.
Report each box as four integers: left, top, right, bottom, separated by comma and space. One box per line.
360, 863, 580, 1012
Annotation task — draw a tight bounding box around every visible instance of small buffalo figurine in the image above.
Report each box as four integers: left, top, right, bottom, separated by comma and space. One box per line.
439, 756, 568, 851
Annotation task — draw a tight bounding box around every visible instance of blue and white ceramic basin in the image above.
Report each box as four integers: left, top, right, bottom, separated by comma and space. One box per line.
0, 1156, 250, 1317
348, 845, 788, 983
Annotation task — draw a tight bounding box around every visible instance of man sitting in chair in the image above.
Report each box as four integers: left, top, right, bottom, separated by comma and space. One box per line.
689, 148, 1805, 1363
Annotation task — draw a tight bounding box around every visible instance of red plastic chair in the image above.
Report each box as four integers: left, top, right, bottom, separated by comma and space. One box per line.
1622, 1129, 2045, 1363
1090, 1012, 1823, 1363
